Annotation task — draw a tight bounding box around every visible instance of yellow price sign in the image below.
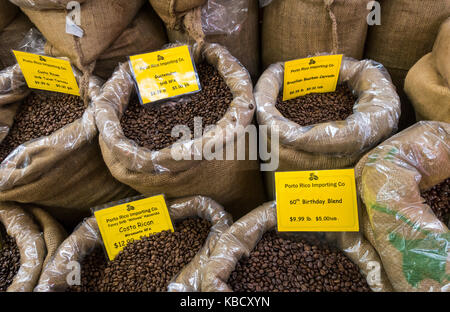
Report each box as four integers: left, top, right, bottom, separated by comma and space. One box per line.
283, 54, 343, 101
275, 169, 359, 232
129, 45, 201, 105
13, 50, 80, 96
94, 195, 174, 261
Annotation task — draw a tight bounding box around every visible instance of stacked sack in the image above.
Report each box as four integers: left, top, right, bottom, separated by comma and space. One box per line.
35, 196, 232, 292
94, 43, 266, 220
405, 18, 450, 123
364, 0, 450, 129
0, 202, 66, 292
0, 33, 136, 228
356, 121, 449, 292
149, 0, 260, 81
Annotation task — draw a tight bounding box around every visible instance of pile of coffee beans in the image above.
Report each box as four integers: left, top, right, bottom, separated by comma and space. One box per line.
276, 84, 356, 126
421, 178, 449, 225
69, 218, 211, 292
0, 92, 85, 163
0, 228, 21, 291
228, 231, 371, 292
121, 63, 232, 151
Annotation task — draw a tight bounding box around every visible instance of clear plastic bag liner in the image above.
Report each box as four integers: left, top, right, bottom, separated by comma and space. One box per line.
9, 0, 86, 10
34, 195, 232, 292
201, 0, 249, 35
201, 201, 393, 292
255, 56, 401, 156
95, 42, 255, 174
259, 0, 273, 7
357, 121, 450, 292
0, 202, 45, 292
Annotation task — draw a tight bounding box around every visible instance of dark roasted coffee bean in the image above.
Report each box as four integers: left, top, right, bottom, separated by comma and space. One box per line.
0, 226, 21, 292
0, 92, 85, 163
120, 63, 232, 151
421, 178, 450, 225
275, 84, 356, 126
68, 218, 211, 292
228, 231, 371, 292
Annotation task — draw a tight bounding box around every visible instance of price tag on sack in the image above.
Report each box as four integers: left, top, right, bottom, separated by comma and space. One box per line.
13, 50, 80, 96
94, 195, 174, 261
275, 169, 359, 232
283, 54, 343, 101
128, 45, 201, 105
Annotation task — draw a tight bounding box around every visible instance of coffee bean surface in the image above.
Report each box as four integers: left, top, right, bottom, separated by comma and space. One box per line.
0, 92, 85, 163
0, 227, 21, 292
421, 178, 449, 225
228, 231, 371, 292
69, 218, 211, 292
276, 84, 356, 126
121, 63, 232, 151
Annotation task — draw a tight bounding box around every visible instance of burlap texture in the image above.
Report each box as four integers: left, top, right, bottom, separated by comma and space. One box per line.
10, 0, 86, 10
201, 201, 393, 292
262, 0, 370, 68
364, 0, 450, 73
255, 58, 400, 199
0, 68, 136, 227
35, 195, 232, 292
356, 121, 450, 292
0, 13, 33, 69
433, 18, 450, 86
166, 0, 260, 81
405, 54, 450, 123
95, 43, 266, 219
0, 0, 18, 32
149, 0, 206, 29
21, 0, 145, 71
0, 202, 45, 292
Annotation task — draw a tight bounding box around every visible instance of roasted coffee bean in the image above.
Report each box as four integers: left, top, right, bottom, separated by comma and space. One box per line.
0, 227, 21, 292
421, 178, 449, 225
228, 231, 371, 292
275, 84, 356, 126
121, 63, 232, 151
0, 92, 85, 163
69, 218, 211, 292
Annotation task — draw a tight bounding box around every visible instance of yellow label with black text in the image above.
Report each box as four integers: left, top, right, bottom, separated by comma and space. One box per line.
13, 50, 79, 96
275, 169, 359, 232
94, 195, 174, 261
129, 45, 200, 104
283, 54, 343, 101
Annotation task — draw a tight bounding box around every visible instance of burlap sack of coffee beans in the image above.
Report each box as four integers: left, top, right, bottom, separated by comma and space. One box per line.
158, 0, 260, 81
0, 0, 18, 32
201, 201, 393, 292
355, 121, 450, 292
0, 66, 136, 227
405, 18, 450, 123
255, 57, 400, 199
262, 0, 370, 69
0, 202, 67, 292
45, 4, 168, 80
95, 43, 266, 219
35, 195, 232, 292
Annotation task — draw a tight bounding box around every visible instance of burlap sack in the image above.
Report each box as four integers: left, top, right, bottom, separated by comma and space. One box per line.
45, 4, 168, 80
95, 43, 266, 219
201, 201, 393, 292
262, 0, 370, 69
0, 202, 67, 292
0, 13, 33, 69
10, 0, 86, 10
0, 0, 18, 32
20, 0, 145, 73
405, 54, 450, 123
149, 0, 206, 29
255, 58, 400, 199
433, 18, 450, 86
0, 65, 136, 227
356, 121, 450, 292
165, 0, 260, 81
35, 195, 232, 292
